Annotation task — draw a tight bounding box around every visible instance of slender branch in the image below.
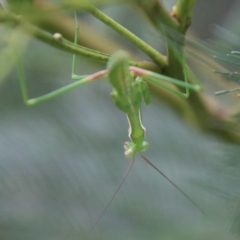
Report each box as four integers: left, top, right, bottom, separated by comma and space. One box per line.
64, 2, 167, 67
85, 4, 166, 67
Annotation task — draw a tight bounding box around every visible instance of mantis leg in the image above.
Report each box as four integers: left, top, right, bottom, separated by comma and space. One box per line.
17, 56, 107, 106
17, 12, 108, 106
130, 65, 201, 99
72, 11, 88, 81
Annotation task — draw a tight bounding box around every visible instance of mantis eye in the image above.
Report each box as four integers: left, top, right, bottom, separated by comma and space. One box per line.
123, 142, 135, 157
124, 149, 134, 157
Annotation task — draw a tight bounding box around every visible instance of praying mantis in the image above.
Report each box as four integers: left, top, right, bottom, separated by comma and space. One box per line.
1, 3, 204, 234
15, 8, 203, 217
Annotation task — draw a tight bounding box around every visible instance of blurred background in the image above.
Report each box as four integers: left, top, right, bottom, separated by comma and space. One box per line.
1, 0, 240, 239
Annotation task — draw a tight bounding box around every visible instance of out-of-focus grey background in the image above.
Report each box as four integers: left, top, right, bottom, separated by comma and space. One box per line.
1, 1, 240, 239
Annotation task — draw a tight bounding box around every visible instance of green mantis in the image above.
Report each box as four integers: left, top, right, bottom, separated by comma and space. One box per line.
108, 51, 150, 157
18, 48, 200, 159
107, 51, 201, 158
2, 5, 204, 234
16, 37, 204, 224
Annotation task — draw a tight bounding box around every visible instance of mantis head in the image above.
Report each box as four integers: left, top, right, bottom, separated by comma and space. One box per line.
124, 141, 149, 157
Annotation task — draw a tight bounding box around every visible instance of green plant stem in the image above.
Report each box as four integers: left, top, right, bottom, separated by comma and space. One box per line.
83, 3, 166, 67
0, 9, 160, 71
